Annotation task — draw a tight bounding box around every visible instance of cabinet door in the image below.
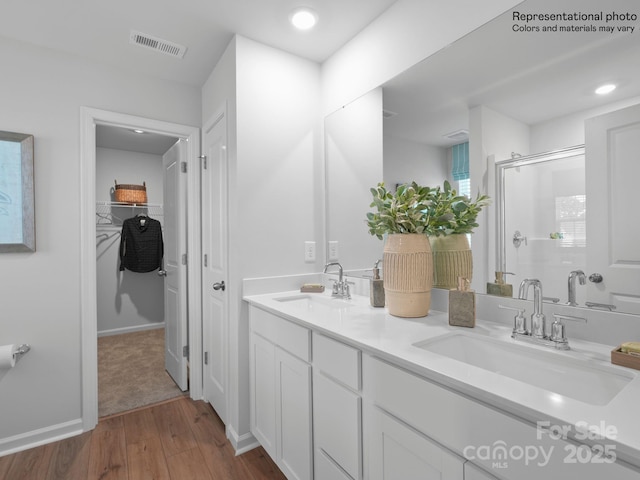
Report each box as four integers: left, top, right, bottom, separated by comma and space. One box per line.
314, 372, 361, 479
276, 347, 313, 480
464, 463, 499, 480
368, 406, 463, 480
316, 448, 355, 480
249, 333, 276, 459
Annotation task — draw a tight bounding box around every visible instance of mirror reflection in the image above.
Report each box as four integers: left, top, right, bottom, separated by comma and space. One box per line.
496, 146, 586, 305
325, 89, 384, 273
325, 0, 640, 314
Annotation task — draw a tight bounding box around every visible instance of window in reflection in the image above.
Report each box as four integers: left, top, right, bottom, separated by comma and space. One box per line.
556, 194, 586, 249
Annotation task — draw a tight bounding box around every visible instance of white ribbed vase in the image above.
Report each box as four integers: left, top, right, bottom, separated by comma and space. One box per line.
430, 234, 473, 289
383, 233, 433, 318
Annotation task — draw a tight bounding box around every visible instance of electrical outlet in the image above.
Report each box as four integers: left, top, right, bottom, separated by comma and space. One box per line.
304, 241, 316, 262
328, 241, 339, 261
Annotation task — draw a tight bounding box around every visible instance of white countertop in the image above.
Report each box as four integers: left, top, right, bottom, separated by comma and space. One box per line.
244, 289, 640, 466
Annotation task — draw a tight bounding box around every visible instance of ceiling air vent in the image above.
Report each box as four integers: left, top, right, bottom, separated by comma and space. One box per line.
130, 30, 187, 59
443, 129, 469, 141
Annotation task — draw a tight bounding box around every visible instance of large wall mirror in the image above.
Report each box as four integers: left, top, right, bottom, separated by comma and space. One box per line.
325, 0, 640, 314
325, 89, 384, 273
496, 146, 586, 306
0, 130, 35, 252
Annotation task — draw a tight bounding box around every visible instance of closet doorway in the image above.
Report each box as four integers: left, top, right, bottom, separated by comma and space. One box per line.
80, 107, 202, 430
95, 125, 187, 417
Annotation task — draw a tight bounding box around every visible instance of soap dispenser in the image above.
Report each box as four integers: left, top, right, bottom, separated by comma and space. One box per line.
487, 271, 514, 297
370, 259, 385, 307
449, 277, 475, 328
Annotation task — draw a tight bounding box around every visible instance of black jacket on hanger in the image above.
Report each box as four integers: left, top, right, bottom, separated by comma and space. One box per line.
119, 215, 164, 273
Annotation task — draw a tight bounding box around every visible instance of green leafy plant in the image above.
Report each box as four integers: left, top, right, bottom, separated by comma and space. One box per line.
428, 180, 491, 237
366, 182, 435, 240
366, 180, 490, 239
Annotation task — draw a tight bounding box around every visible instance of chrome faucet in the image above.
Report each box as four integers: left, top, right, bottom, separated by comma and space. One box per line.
567, 270, 586, 306
518, 278, 546, 339
511, 278, 585, 350
323, 262, 351, 299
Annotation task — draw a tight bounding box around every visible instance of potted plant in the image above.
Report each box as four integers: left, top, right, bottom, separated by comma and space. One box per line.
366, 182, 435, 317
427, 180, 490, 289
366, 181, 490, 316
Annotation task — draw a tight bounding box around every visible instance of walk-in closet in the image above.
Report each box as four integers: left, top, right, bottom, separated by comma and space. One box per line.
94, 125, 186, 417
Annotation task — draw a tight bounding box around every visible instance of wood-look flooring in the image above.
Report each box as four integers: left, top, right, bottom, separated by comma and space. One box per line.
0, 397, 286, 480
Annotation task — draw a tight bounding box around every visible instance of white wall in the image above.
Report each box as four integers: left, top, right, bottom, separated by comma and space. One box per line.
321, 0, 522, 115
95, 148, 165, 335
0, 36, 199, 453
383, 136, 449, 187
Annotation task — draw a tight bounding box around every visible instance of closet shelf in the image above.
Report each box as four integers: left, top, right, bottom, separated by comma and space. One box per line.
96, 201, 164, 226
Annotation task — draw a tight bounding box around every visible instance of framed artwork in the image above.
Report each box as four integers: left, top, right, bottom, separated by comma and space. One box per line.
0, 130, 35, 252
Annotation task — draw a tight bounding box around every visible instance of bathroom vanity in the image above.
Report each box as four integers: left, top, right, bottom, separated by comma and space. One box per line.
244, 285, 640, 480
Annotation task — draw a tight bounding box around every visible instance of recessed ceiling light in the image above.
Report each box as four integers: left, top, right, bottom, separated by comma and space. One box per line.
290, 7, 318, 30
595, 84, 616, 95
132, 129, 145, 134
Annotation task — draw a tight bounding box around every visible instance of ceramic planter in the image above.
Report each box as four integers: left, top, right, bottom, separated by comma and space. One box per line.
430, 234, 473, 289
383, 233, 433, 317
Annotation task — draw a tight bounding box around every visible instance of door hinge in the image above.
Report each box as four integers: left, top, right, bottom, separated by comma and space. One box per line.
181, 253, 187, 265
181, 161, 187, 173
183, 345, 189, 358
199, 155, 207, 169
204, 351, 209, 365
204, 254, 208, 267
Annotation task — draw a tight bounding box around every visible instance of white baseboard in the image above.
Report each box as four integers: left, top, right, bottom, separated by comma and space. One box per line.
0, 418, 84, 458
226, 425, 259, 455
98, 322, 164, 337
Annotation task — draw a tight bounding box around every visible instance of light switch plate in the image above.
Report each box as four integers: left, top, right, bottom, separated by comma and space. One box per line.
328, 241, 339, 261
304, 241, 316, 262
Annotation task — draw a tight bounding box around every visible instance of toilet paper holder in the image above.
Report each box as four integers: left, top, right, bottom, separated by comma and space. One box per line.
13, 344, 31, 363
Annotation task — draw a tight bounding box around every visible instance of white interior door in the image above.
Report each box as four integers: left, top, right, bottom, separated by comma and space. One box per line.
585, 103, 640, 314
202, 110, 228, 422
163, 140, 188, 390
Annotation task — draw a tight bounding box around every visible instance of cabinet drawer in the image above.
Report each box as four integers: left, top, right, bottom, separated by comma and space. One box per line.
250, 306, 310, 361
313, 332, 361, 390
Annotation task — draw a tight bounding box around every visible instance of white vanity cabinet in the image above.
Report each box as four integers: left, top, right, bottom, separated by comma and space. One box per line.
312, 333, 363, 480
249, 307, 313, 480
246, 295, 640, 480
363, 354, 640, 480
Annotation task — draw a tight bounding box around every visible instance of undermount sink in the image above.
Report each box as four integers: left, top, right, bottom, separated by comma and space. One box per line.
413, 333, 635, 406
274, 294, 354, 312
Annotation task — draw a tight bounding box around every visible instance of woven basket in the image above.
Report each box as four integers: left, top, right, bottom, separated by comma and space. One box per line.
114, 180, 147, 204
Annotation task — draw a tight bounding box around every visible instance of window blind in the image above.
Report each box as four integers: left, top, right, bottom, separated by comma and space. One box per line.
452, 142, 469, 181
